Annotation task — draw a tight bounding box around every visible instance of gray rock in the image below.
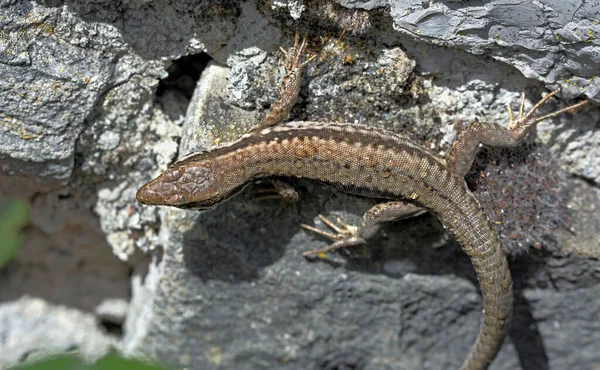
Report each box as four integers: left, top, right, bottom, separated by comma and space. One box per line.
0, 3, 112, 181
340, 0, 600, 101
0, 297, 116, 369
555, 178, 600, 259
0, 1, 598, 370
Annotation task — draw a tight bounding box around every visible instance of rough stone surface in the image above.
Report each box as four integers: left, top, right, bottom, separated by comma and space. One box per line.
340, 0, 600, 101
0, 1, 599, 370
0, 2, 113, 180
0, 297, 117, 369
555, 178, 600, 258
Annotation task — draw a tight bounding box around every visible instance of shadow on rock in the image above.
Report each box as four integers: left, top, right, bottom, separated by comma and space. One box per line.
181, 189, 302, 282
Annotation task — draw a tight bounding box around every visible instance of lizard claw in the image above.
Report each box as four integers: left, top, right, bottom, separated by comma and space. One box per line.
301, 215, 357, 240
282, 32, 315, 72
506, 89, 587, 130
301, 215, 365, 256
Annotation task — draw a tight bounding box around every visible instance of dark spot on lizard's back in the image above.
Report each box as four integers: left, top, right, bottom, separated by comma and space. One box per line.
381, 169, 392, 178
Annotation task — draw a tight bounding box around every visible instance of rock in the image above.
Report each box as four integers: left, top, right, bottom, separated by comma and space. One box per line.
0, 297, 116, 369
0, 1, 598, 370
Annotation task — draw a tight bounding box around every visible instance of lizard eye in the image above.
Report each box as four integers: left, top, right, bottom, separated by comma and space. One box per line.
161, 167, 183, 182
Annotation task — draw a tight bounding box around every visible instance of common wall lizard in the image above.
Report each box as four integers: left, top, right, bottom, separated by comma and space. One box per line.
136, 34, 587, 370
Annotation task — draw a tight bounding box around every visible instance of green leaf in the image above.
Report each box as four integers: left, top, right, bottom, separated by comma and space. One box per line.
11, 355, 83, 370
0, 198, 30, 268
94, 353, 167, 370
12, 353, 169, 370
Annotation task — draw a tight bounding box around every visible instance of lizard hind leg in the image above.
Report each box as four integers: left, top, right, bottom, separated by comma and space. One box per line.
447, 90, 588, 178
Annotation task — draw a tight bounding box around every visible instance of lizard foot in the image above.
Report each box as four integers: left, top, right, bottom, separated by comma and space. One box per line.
301, 215, 366, 256
506, 89, 587, 130
255, 179, 299, 216
280, 32, 316, 73
252, 32, 316, 131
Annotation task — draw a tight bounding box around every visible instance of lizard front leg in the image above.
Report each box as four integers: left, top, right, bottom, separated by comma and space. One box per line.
250, 33, 316, 205
301, 201, 424, 256
252, 32, 315, 132
255, 179, 300, 215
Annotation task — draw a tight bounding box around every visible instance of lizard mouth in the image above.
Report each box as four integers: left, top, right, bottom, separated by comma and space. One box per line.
136, 166, 188, 206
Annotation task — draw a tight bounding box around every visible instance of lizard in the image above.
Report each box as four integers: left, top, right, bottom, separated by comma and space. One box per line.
136, 33, 588, 370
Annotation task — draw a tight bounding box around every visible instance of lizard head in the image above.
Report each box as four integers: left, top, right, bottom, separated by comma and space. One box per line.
136, 153, 225, 210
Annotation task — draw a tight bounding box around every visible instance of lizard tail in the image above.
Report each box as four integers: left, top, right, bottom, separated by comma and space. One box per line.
459, 236, 513, 370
